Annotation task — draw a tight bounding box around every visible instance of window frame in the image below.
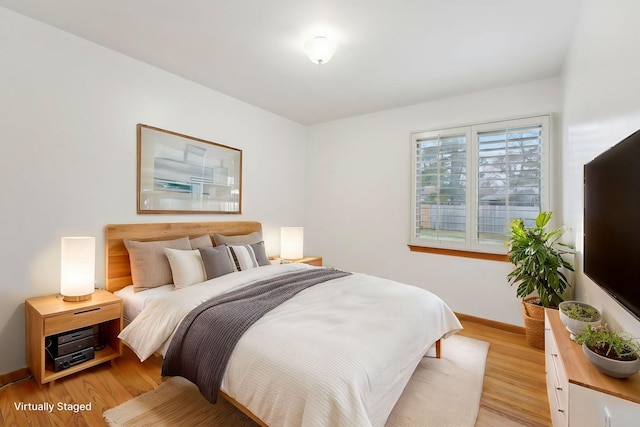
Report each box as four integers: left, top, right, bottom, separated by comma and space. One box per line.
410, 115, 551, 256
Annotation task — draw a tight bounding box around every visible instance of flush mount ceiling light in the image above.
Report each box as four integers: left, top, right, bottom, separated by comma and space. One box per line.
304, 36, 336, 65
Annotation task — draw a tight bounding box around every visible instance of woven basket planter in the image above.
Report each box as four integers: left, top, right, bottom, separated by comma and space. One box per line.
522, 296, 546, 350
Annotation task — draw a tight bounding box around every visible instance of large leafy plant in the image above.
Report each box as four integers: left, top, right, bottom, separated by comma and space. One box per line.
506, 211, 575, 307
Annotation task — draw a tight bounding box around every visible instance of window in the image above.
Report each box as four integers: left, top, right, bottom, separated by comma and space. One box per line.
410, 115, 550, 255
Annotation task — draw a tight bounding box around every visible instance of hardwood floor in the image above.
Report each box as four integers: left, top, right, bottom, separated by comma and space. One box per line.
458, 320, 551, 427
1, 318, 550, 426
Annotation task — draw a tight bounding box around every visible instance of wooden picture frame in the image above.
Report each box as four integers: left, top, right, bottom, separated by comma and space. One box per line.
137, 124, 242, 214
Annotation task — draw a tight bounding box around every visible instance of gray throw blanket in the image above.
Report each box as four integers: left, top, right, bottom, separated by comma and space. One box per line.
161, 267, 352, 403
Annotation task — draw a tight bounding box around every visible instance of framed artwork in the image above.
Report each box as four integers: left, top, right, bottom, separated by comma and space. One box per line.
137, 124, 242, 214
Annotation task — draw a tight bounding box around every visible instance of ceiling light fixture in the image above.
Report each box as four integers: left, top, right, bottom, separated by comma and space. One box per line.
304, 36, 336, 65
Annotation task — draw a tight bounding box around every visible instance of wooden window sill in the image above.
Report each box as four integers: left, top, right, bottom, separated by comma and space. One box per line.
408, 245, 509, 262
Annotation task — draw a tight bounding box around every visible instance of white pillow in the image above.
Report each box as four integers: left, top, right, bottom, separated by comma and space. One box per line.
164, 248, 206, 288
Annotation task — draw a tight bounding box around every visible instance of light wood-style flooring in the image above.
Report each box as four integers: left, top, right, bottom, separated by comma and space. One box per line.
458, 319, 550, 427
0, 317, 550, 426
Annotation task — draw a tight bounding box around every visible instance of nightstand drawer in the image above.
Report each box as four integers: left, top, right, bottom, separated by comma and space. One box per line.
44, 303, 121, 336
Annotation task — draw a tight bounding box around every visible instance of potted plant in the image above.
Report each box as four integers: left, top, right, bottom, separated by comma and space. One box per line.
559, 301, 601, 339
574, 324, 640, 378
506, 211, 575, 349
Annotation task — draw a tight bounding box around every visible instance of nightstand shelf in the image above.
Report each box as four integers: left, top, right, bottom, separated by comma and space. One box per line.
25, 289, 123, 385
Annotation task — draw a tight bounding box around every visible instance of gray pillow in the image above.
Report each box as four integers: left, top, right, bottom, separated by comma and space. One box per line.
199, 246, 235, 279
249, 241, 270, 266
213, 231, 262, 246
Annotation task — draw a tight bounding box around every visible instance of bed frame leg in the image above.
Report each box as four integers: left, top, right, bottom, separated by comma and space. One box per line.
435, 339, 441, 359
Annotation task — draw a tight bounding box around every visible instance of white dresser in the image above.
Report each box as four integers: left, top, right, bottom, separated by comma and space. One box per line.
545, 309, 640, 427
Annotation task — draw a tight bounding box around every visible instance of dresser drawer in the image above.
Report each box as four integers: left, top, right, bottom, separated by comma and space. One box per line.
44, 303, 121, 336
546, 311, 569, 427
550, 356, 569, 419
551, 352, 568, 408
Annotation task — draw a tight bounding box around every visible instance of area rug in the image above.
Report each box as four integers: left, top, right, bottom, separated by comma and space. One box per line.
104, 335, 489, 427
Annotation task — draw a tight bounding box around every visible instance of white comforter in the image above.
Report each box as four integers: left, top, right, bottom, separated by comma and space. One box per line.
119, 263, 461, 427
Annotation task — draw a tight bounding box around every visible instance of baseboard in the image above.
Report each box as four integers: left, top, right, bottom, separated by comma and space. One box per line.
455, 312, 525, 335
0, 368, 31, 388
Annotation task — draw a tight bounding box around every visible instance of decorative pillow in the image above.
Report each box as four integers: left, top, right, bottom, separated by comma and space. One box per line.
124, 237, 191, 292
226, 241, 271, 271
164, 248, 206, 289
190, 234, 213, 249
249, 241, 270, 266
213, 231, 262, 246
199, 246, 235, 280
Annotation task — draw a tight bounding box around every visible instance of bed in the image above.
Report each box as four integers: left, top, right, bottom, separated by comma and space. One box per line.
105, 221, 462, 427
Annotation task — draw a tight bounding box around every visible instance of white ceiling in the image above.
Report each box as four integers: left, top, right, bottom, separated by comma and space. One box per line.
0, 0, 584, 125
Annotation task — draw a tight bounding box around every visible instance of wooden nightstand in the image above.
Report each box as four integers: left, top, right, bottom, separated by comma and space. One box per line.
292, 257, 323, 266
25, 289, 123, 385
269, 256, 323, 266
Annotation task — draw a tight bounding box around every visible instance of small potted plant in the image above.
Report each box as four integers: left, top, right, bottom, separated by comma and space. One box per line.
558, 301, 601, 339
574, 324, 640, 378
506, 211, 575, 349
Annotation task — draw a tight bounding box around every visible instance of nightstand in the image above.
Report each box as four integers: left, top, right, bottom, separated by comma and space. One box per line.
293, 256, 323, 266
269, 256, 323, 266
25, 289, 123, 385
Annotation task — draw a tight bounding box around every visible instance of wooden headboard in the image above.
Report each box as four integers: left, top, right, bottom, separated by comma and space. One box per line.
105, 221, 262, 293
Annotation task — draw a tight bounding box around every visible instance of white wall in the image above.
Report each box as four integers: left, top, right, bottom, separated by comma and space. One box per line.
305, 78, 563, 326
6, 0, 640, 377
561, 0, 640, 337
0, 8, 307, 374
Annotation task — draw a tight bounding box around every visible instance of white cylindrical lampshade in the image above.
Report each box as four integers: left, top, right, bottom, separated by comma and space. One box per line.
304, 36, 336, 65
61, 236, 96, 302
281, 227, 304, 260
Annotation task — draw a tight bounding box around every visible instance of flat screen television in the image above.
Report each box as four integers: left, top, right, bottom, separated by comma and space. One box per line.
584, 129, 640, 321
